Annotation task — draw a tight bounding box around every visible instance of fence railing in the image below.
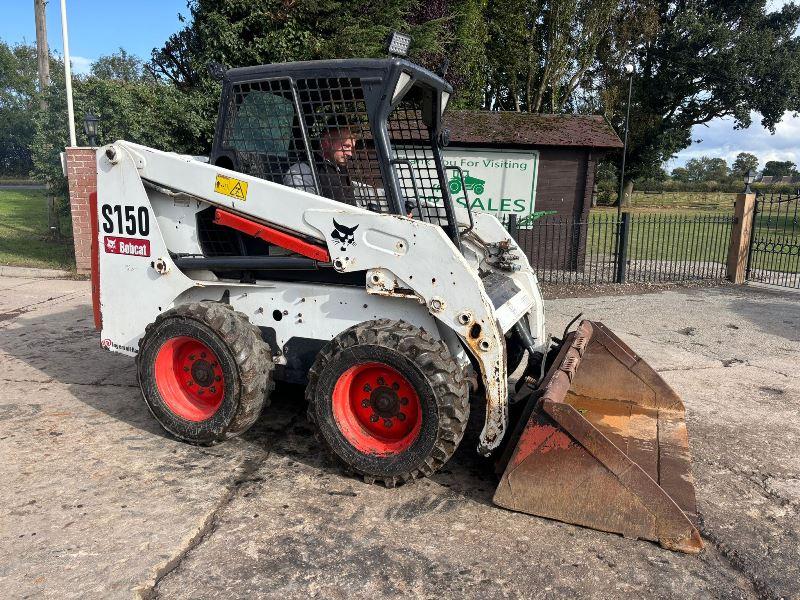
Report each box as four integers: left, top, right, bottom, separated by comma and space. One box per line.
747, 190, 800, 289
502, 211, 735, 285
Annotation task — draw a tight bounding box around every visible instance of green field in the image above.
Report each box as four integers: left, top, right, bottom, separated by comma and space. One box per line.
0, 189, 75, 270
623, 190, 738, 212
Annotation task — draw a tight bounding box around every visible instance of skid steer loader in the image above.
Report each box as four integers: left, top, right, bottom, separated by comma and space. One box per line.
93, 57, 702, 553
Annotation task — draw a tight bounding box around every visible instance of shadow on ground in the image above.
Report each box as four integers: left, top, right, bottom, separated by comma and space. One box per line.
0, 302, 500, 508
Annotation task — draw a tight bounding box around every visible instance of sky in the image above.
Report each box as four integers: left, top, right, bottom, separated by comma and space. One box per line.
2, 0, 798, 172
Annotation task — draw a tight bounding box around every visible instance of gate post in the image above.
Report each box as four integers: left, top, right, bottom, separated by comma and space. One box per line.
507, 214, 518, 242
726, 192, 756, 284
615, 212, 631, 283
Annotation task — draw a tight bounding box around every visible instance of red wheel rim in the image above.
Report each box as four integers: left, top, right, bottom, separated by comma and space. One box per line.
154, 336, 226, 421
331, 362, 422, 455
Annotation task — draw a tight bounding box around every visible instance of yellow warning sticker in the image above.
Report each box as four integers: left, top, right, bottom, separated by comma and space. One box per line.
214, 174, 248, 201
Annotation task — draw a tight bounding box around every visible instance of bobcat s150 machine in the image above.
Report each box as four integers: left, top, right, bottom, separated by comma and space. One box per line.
93, 57, 702, 553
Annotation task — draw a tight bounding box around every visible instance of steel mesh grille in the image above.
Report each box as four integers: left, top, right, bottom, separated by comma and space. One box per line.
388, 101, 450, 228
222, 76, 390, 213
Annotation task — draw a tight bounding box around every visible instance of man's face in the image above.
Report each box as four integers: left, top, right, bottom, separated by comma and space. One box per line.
321, 130, 356, 166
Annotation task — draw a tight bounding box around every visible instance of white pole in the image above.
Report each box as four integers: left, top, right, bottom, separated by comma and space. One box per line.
60, 0, 77, 146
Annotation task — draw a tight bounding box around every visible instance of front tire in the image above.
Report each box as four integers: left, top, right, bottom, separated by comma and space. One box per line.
306, 319, 469, 487
136, 301, 273, 445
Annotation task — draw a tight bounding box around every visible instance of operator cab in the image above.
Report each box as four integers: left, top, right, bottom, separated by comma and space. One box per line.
208, 58, 460, 245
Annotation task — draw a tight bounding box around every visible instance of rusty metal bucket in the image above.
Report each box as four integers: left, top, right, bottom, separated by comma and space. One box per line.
494, 320, 703, 554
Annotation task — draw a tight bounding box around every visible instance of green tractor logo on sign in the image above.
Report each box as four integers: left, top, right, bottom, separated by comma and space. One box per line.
448, 170, 486, 195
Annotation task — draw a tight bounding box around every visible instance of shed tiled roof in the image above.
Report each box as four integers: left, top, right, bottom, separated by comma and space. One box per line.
443, 110, 623, 149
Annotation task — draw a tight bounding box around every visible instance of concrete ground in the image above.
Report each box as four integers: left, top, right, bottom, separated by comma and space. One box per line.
0, 276, 798, 599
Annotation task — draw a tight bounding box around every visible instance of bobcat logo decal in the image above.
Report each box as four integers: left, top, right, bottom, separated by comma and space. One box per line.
331, 219, 359, 252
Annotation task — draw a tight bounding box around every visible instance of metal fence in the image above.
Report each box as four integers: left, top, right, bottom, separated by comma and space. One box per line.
746, 191, 800, 289
503, 211, 735, 285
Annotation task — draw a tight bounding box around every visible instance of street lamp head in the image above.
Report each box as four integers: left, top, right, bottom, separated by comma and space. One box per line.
624, 63, 635, 76
83, 112, 100, 146
744, 168, 757, 193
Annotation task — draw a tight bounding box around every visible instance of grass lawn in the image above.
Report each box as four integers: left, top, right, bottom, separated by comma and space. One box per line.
0, 189, 75, 270
625, 190, 737, 212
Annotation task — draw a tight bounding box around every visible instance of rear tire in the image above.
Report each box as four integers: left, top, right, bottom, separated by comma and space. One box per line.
306, 319, 469, 487
136, 301, 273, 445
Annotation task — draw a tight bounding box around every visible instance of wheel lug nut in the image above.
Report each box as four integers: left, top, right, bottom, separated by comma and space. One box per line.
377, 377, 385, 385
215, 375, 221, 382
397, 412, 406, 421
187, 381, 193, 387
363, 384, 371, 392
400, 397, 409, 406
392, 382, 399, 390
369, 415, 379, 423
189, 354, 195, 361
183, 366, 190, 372
210, 386, 216, 393
198, 389, 204, 395
361, 399, 369, 408
201, 352, 206, 359
383, 419, 392, 428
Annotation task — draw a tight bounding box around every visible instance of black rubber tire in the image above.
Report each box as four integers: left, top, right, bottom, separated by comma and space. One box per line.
136, 301, 274, 445
306, 319, 470, 487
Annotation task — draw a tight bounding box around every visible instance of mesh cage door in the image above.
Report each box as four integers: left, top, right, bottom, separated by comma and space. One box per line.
387, 95, 451, 230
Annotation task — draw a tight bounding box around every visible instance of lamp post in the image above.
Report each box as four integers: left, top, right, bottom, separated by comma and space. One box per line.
60, 0, 76, 146
744, 169, 757, 194
83, 113, 100, 147
617, 63, 635, 218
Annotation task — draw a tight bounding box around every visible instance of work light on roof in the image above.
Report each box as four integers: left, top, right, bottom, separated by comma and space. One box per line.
387, 31, 412, 57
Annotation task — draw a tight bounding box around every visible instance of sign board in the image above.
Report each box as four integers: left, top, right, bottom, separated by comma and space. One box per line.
442, 147, 543, 226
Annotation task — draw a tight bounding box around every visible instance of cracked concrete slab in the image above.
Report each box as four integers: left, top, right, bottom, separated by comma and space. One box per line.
0, 277, 798, 599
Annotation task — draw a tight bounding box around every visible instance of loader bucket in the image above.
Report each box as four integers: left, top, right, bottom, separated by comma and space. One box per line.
494, 320, 703, 554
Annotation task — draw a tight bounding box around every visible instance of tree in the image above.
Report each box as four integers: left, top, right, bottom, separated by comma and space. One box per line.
763, 160, 798, 177
598, 1, 800, 192
91, 48, 147, 82
31, 50, 206, 202
0, 42, 39, 177
671, 167, 690, 183
682, 156, 728, 182
147, 0, 475, 149
731, 152, 759, 177
484, 0, 618, 111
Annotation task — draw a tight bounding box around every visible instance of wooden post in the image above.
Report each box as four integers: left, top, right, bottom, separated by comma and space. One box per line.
726, 192, 756, 284
34, 0, 50, 111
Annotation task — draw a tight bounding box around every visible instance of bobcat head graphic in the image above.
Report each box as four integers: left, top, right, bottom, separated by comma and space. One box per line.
331, 219, 359, 252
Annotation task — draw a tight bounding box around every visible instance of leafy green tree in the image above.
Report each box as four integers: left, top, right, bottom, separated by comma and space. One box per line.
484, 0, 617, 111
763, 160, 798, 177
731, 152, 759, 177
0, 42, 39, 177
90, 48, 147, 82
31, 50, 206, 204
683, 156, 728, 182
671, 167, 690, 183
599, 1, 800, 197
147, 0, 476, 149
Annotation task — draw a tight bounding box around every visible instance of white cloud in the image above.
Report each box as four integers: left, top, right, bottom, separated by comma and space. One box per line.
69, 55, 93, 75
670, 111, 800, 171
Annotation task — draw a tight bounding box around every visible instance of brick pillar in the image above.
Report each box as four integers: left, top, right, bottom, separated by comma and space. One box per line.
65, 147, 97, 275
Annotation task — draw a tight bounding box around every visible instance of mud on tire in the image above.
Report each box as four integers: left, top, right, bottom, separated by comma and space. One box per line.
136, 301, 274, 445
306, 319, 470, 487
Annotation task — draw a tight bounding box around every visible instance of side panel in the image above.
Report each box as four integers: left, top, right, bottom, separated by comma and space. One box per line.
173, 281, 442, 365
97, 149, 197, 355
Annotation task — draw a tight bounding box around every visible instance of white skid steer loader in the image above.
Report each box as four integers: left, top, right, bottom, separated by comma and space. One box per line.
93, 58, 703, 553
